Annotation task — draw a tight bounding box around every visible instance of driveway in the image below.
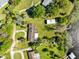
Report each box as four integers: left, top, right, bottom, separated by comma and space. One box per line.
68, 20, 79, 59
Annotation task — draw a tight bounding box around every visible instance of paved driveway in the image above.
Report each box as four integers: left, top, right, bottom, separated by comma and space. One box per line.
68, 21, 79, 59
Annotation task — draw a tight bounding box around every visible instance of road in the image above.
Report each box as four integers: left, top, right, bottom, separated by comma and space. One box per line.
68, 20, 79, 59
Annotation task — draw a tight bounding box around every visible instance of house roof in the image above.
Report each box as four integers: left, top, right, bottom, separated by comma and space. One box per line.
0, 0, 9, 9
42, 0, 52, 6
68, 52, 76, 59
28, 24, 38, 42
27, 50, 35, 59
0, 56, 4, 59
27, 50, 40, 59
45, 19, 56, 24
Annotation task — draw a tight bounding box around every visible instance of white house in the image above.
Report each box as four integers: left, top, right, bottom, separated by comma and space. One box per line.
0, 0, 9, 9
45, 19, 56, 24
68, 52, 76, 59
42, 0, 52, 6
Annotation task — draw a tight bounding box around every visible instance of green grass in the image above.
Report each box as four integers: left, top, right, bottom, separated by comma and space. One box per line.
23, 51, 28, 59
14, 53, 22, 59
15, 32, 25, 39
36, 42, 65, 59
14, 32, 28, 51
13, 0, 40, 13
0, 23, 13, 56
0, 14, 6, 20
5, 52, 11, 59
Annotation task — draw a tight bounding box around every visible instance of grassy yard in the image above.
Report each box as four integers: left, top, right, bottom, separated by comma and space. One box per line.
13, 0, 40, 13
23, 51, 28, 59
14, 32, 28, 51
0, 14, 6, 20
14, 53, 22, 59
5, 52, 11, 59
15, 32, 25, 39
36, 42, 65, 59
0, 23, 13, 56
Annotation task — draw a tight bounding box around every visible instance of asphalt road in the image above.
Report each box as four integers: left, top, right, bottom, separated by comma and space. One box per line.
68, 20, 79, 59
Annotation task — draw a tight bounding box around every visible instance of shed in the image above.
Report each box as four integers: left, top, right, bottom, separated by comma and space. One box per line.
45, 19, 56, 24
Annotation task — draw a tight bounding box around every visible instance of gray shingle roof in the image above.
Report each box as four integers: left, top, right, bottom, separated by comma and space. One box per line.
42, 0, 52, 6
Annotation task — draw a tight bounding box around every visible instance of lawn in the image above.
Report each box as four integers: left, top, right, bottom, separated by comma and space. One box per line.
15, 32, 25, 39
14, 32, 28, 51
36, 42, 65, 59
13, 0, 40, 13
0, 23, 13, 56
23, 51, 28, 59
14, 53, 22, 59
0, 14, 6, 20
5, 52, 11, 59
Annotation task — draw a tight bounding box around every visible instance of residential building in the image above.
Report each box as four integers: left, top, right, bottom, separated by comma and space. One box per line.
27, 50, 40, 59
27, 50, 35, 59
42, 0, 52, 6
28, 23, 38, 42
45, 19, 56, 24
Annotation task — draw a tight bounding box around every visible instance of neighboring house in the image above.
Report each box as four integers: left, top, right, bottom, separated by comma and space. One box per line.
27, 50, 35, 59
67, 52, 76, 59
42, 0, 52, 6
28, 23, 38, 42
0, 56, 4, 59
0, 0, 9, 9
45, 19, 56, 24
27, 50, 40, 59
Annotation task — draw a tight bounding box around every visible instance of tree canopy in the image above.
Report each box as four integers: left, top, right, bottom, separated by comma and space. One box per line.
27, 5, 45, 18
29, 5, 45, 18
46, 0, 74, 18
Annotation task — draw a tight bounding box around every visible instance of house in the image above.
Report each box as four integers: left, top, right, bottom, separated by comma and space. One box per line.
42, 0, 52, 6
27, 50, 35, 59
67, 52, 76, 59
28, 23, 38, 42
45, 19, 56, 24
27, 49, 40, 59
0, 0, 9, 9
0, 56, 4, 59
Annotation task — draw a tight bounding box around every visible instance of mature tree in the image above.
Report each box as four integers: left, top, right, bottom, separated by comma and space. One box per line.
27, 5, 45, 18
46, 0, 73, 18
